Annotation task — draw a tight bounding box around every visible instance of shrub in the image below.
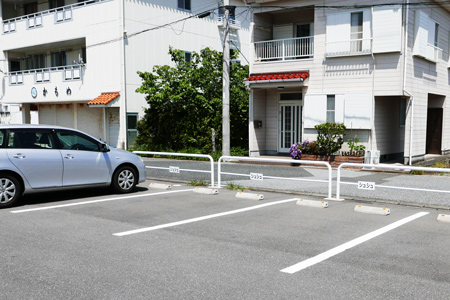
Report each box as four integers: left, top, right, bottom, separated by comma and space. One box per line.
314, 122, 346, 156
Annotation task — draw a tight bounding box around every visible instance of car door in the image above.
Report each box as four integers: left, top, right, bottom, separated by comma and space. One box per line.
6, 129, 63, 189
55, 129, 110, 186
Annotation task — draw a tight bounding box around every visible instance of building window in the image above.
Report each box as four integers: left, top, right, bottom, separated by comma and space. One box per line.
127, 113, 138, 149
178, 0, 191, 11
327, 95, 335, 123
81, 47, 87, 64
10, 60, 21, 72
434, 23, 439, 47
24, 2, 38, 15
51, 51, 66, 67
26, 54, 46, 70
50, 0, 65, 9
351, 12, 363, 52
184, 51, 191, 62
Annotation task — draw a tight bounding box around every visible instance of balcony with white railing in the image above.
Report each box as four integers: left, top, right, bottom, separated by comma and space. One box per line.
2, 0, 111, 34
254, 36, 314, 62
325, 38, 372, 58
425, 43, 443, 63
9, 65, 84, 86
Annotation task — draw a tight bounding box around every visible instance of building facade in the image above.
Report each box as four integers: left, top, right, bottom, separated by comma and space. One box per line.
0, 0, 249, 149
245, 0, 450, 164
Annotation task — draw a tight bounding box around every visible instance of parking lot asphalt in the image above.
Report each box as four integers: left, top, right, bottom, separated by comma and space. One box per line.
2, 181, 450, 299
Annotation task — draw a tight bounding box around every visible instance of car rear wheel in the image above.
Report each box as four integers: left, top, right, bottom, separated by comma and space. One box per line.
0, 175, 22, 208
112, 166, 137, 193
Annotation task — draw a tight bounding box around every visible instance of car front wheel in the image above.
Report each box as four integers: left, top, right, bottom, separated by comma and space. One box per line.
112, 166, 137, 193
0, 175, 22, 208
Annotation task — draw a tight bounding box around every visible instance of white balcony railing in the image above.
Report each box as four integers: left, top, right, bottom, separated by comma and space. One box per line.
325, 38, 372, 57
254, 36, 314, 62
2, 0, 110, 34
426, 43, 443, 63
217, 16, 241, 30
9, 65, 84, 85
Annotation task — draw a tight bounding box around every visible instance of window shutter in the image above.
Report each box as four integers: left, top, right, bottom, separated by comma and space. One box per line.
335, 94, 345, 123
372, 6, 402, 53
413, 10, 429, 58
326, 12, 351, 55
304, 94, 326, 128
344, 93, 372, 129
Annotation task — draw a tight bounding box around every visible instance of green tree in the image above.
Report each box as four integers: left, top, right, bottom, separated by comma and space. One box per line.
135, 47, 249, 152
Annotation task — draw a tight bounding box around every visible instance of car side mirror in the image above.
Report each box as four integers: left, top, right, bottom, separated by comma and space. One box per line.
100, 143, 110, 152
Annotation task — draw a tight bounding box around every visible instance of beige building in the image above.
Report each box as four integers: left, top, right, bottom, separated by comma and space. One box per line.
245, 0, 450, 164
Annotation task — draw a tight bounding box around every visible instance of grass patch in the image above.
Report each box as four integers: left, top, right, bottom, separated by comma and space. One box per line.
226, 182, 246, 191
410, 160, 449, 175
188, 180, 209, 187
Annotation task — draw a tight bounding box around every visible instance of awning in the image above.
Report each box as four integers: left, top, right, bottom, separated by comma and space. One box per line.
245, 72, 309, 84
87, 92, 120, 106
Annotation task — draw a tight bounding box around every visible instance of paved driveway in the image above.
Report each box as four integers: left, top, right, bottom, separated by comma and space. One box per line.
2, 181, 450, 299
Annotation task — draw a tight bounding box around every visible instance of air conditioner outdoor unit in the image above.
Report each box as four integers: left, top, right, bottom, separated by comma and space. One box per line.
364, 150, 380, 164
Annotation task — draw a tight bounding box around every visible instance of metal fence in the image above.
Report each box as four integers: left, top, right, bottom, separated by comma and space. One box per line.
218, 156, 333, 199
336, 163, 450, 201
133, 151, 215, 186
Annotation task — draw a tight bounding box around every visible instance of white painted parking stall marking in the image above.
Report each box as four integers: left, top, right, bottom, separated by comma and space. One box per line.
114, 198, 299, 236
10, 189, 194, 213
281, 212, 429, 274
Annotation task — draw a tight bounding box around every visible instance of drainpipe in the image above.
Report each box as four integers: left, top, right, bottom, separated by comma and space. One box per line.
403, 0, 413, 165
370, 7, 375, 152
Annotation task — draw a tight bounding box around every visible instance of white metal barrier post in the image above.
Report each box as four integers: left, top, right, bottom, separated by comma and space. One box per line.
133, 151, 215, 186
218, 156, 333, 200
336, 163, 450, 201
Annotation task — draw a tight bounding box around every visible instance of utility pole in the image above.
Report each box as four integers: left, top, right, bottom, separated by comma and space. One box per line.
222, 1, 231, 156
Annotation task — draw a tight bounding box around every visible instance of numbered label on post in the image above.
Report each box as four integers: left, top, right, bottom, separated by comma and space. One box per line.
250, 173, 263, 180
358, 181, 375, 190
169, 166, 180, 174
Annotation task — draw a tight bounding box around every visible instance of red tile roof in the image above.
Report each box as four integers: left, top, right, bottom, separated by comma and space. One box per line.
246, 72, 309, 82
87, 92, 120, 105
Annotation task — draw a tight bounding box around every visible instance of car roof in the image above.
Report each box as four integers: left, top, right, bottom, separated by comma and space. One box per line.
0, 124, 101, 141
0, 124, 69, 130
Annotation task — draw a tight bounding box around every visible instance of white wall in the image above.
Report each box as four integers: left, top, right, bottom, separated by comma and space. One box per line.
124, 0, 250, 120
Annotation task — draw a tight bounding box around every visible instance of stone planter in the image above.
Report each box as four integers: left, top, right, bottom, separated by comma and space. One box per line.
298, 154, 364, 167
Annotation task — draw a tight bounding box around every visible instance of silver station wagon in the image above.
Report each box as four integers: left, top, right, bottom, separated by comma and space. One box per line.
0, 124, 146, 208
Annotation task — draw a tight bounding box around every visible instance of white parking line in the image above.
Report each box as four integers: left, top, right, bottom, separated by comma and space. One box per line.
10, 189, 195, 213
114, 198, 299, 236
280, 211, 429, 274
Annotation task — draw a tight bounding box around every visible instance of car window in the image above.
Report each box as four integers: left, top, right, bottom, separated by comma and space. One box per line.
8, 130, 55, 149
56, 131, 100, 151
0, 130, 5, 147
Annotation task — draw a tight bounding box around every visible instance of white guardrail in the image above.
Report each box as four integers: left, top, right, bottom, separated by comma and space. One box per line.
336, 163, 450, 201
133, 151, 215, 187
218, 156, 333, 199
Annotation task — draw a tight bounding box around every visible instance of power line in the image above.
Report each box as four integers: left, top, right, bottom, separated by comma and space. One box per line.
239, 1, 450, 9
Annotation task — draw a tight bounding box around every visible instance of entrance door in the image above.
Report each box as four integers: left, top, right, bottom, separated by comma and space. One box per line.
279, 103, 302, 152
426, 108, 443, 154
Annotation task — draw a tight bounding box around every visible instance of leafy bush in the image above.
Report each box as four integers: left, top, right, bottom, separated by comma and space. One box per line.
347, 138, 365, 152
314, 122, 346, 156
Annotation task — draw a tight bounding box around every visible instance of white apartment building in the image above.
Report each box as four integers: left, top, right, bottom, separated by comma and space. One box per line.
246, 0, 450, 163
0, 0, 249, 149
